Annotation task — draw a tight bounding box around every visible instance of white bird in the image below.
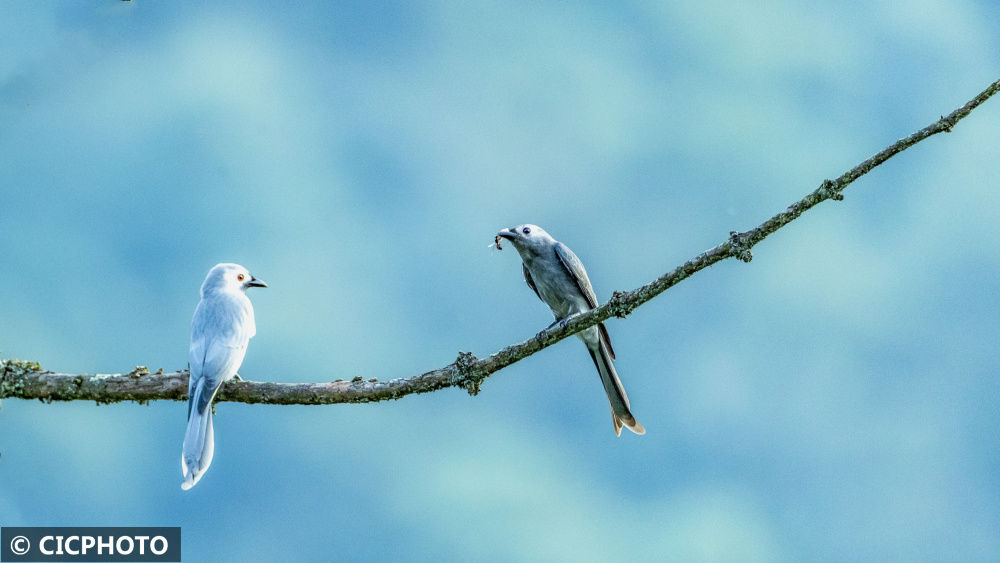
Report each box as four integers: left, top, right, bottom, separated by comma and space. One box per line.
181, 263, 267, 490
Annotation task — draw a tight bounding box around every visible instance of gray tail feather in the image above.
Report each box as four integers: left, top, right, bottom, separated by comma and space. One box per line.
587, 340, 645, 437
181, 380, 216, 490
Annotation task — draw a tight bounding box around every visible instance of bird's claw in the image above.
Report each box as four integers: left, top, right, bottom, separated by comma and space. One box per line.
537, 318, 571, 338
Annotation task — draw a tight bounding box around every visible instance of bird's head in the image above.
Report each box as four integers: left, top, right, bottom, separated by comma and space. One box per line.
200, 263, 267, 297
496, 224, 554, 256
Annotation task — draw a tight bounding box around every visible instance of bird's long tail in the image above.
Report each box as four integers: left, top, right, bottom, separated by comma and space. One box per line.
587, 339, 645, 436
181, 379, 216, 490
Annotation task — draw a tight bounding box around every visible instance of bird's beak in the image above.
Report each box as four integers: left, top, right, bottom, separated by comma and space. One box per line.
246, 276, 268, 288
496, 228, 516, 241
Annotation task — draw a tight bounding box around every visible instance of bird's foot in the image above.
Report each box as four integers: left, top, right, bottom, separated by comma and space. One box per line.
537, 318, 571, 338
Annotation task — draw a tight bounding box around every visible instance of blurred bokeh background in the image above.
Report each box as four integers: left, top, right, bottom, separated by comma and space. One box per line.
2, 2, 999, 561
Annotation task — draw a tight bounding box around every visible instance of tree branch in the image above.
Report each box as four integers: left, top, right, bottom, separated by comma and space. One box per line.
3, 78, 998, 407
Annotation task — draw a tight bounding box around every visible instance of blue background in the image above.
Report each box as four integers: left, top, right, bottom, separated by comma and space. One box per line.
2, 2, 999, 561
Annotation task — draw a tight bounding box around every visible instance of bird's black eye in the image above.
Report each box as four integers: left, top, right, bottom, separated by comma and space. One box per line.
522, 227, 531, 235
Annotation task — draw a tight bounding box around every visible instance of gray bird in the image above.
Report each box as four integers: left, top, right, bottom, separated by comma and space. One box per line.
181, 263, 267, 490
497, 224, 645, 436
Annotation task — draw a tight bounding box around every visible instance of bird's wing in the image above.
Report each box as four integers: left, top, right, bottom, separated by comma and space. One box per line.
554, 241, 616, 359
522, 262, 542, 301
554, 242, 598, 308
188, 295, 254, 417
193, 339, 248, 415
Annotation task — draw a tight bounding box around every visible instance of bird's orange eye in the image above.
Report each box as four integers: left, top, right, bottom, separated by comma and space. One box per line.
237, 274, 245, 281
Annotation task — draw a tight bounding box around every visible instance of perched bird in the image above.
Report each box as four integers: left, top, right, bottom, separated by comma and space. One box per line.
497, 224, 644, 436
181, 263, 267, 490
